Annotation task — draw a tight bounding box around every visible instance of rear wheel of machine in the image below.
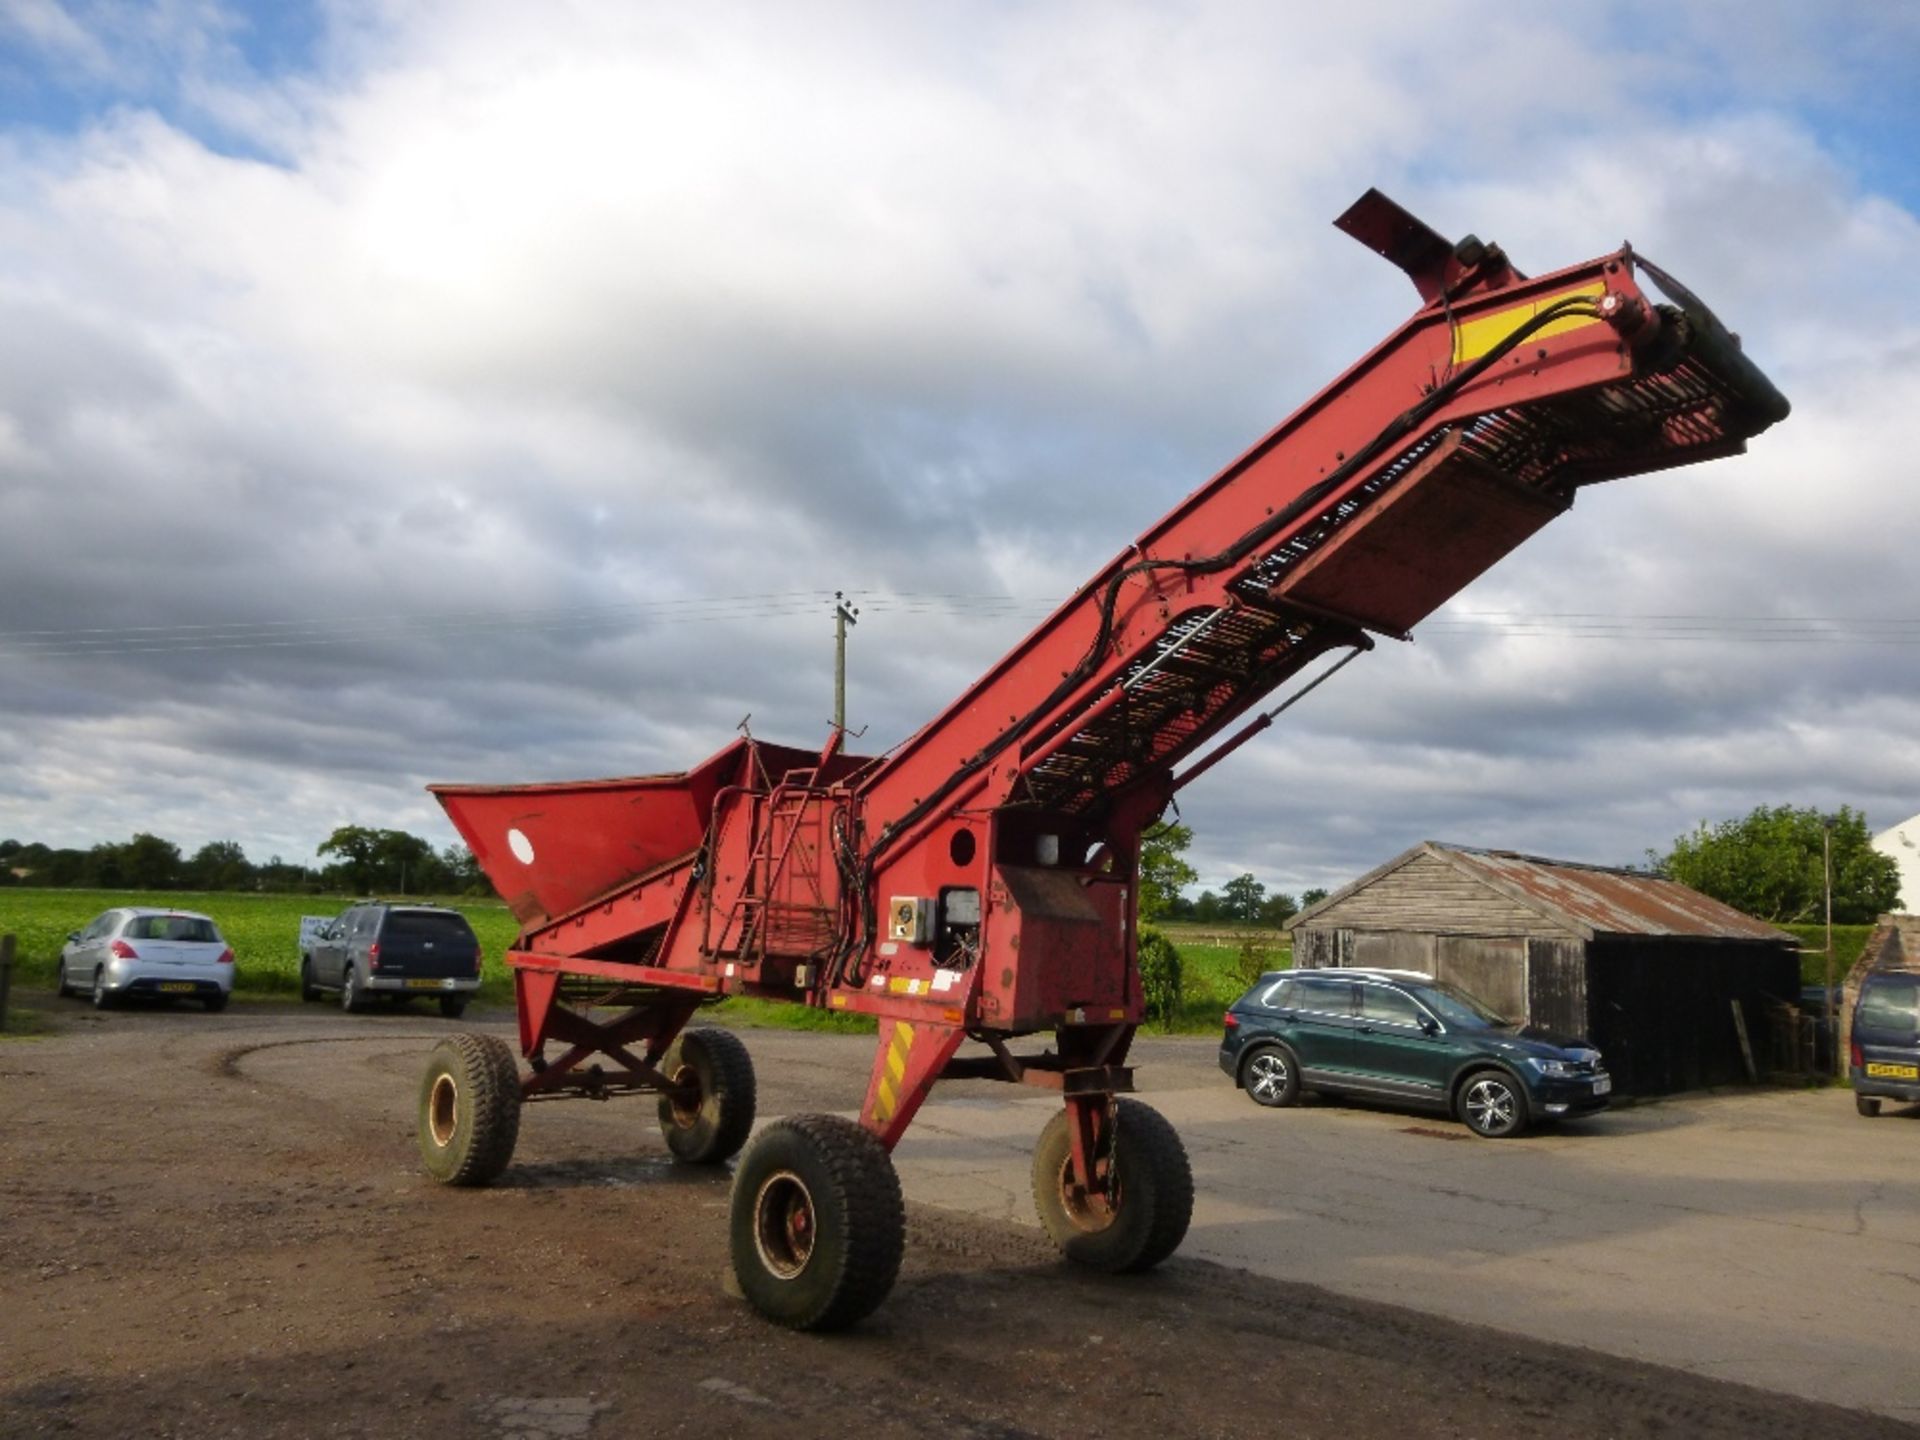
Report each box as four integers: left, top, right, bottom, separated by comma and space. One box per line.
1032, 1098, 1193, 1273
658, 1026, 756, 1164
728, 1114, 903, 1331
418, 1033, 522, 1186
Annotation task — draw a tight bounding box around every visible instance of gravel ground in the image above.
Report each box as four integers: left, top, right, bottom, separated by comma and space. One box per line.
2, 996, 1909, 1440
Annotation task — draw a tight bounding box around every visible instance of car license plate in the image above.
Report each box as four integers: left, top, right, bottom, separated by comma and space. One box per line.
406, 978, 444, 991
158, 981, 196, 993
1865, 1062, 1919, 1079
1592, 1076, 1612, 1095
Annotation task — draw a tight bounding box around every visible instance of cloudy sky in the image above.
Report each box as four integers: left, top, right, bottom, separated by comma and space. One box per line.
1, 0, 1916, 901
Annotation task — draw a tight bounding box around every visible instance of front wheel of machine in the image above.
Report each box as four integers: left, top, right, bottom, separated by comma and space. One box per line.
1032, 1098, 1193, 1274
418, 1033, 522, 1186
729, 1114, 903, 1331
658, 1026, 757, 1164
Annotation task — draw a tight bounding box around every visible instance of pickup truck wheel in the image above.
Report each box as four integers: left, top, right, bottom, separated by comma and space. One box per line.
419, 1034, 521, 1186
341, 965, 365, 1014
439, 995, 469, 1020
298, 958, 319, 1002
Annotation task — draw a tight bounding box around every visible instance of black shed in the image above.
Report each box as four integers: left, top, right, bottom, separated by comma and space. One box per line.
1286, 843, 1801, 1095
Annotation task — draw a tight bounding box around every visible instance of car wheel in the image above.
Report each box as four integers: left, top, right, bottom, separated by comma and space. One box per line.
55, 964, 73, 999
204, 992, 229, 1013
298, 958, 318, 1002
1857, 1095, 1882, 1118
418, 1034, 522, 1186
90, 967, 114, 1011
1240, 1044, 1300, 1108
1459, 1069, 1528, 1139
657, 1026, 757, 1163
1031, 1098, 1193, 1273
729, 1114, 904, 1331
341, 965, 365, 1014
438, 995, 468, 1020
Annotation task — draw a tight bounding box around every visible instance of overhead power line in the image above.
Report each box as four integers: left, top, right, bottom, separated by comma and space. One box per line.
1, 592, 1916, 660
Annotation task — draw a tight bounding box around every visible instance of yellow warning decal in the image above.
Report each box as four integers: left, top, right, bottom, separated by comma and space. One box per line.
871, 1021, 916, 1127
1451, 280, 1606, 366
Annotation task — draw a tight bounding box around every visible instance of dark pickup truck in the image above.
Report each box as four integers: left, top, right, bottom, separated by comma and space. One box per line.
300, 902, 482, 1018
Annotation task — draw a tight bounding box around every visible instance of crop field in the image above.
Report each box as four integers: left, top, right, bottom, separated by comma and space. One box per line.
0, 889, 1285, 1033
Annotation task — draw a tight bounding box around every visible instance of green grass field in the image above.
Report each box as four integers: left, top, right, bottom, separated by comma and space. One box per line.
0, 889, 1284, 1034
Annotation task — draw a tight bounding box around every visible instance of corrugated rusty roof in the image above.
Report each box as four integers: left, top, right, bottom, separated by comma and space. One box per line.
1440, 844, 1796, 943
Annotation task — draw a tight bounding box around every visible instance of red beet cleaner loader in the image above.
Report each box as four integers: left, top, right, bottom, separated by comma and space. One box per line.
418, 189, 1788, 1330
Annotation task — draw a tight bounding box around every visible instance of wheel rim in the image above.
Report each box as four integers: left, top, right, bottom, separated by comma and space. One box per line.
666, 1063, 701, 1130
751, 1170, 817, 1279
1052, 1154, 1120, 1233
428, 1072, 459, 1148
1248, 1051, 1288, 1100
1465, 1078, 1516, 1134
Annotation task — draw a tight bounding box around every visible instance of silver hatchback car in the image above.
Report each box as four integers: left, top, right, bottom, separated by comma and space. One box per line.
59, 908, 235, 1012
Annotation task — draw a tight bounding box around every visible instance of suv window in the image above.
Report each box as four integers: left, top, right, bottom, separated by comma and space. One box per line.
1258, 977, 1294, 1009
1858, 976, 1920, 1033
1360, 984, 1423, 1026
349, 908, 378, 938
384, 911, 475, 941
1292, 975, 1355, 1015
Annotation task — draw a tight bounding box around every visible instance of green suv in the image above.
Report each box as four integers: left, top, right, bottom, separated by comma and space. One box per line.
1219, 968, 1611, 1138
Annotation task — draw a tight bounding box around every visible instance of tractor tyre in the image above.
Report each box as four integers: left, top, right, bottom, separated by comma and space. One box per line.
1032, 1098, 1193, 1273
729, 1114, 903, 1331
418, 1033, 522, 1187
658, 1026, 757, 1164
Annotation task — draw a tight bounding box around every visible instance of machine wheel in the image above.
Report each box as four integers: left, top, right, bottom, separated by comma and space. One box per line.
658, 1026, 757, 1164
340, 964, 366, 1014
418, 1034, 522, 1186
298, 959, 319, 1002
1459, 1069, 1528, 1139
438, 995, 469, 1020
729, 1114, 903, 1331
1031, 1098, 1193, 1274
1857, 1095, 1882, 1118
1240, 1044, 1300, 1108
91, 968, 113, 1011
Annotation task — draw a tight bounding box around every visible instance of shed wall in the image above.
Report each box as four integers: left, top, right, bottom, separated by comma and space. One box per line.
1585, 939, 1800, 1094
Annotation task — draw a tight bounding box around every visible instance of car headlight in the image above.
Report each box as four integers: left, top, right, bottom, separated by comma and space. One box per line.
1526, 1057, 1578, 1078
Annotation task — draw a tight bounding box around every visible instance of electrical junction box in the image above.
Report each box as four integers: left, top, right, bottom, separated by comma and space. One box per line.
888, 896, 932, 945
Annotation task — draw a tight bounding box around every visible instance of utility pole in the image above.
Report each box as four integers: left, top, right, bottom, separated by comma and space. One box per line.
833, 592, 859, 732
1823, 814, 1837, 1077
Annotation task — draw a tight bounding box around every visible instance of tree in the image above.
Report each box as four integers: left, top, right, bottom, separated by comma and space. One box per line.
1652, 804, 1900, 925
1138, 823, 1198, 921
186, 840, 253, 891
1257, 891, 1299, 928
1299, 887, 1329, 908
119, 833, 182, 889
1222, 872, 1266, 923
318, 825, 384, 894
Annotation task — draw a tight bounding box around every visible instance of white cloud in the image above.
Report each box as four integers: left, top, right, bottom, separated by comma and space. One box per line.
1, 0, 1916, 895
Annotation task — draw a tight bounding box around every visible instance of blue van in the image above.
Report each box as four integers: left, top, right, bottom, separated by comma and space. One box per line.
1850, 972, 1920, 1117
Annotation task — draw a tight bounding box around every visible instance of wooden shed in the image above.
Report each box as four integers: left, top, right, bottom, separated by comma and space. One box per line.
1285, 842, 1801, 1095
